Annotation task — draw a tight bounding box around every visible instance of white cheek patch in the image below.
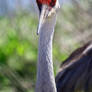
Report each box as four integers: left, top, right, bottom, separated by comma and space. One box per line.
48, 8, 56, 17
55, 0, 60, 10
48, 0, 60, 17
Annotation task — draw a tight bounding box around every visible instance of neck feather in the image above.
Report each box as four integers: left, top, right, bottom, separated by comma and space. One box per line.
36, 15, 57, 92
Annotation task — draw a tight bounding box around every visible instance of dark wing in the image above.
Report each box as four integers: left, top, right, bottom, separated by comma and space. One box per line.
56, 41, 92, 92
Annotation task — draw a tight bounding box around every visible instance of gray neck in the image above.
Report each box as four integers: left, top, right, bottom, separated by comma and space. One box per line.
36, 15, 57, 92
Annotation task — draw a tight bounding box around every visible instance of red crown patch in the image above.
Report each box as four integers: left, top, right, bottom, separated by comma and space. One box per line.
36, 0, 56, 7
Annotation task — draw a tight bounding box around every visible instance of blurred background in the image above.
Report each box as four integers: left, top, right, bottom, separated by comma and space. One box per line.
0, 0, 92, 92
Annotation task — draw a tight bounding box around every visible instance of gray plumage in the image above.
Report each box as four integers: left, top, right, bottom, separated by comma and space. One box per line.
36, 0, 92, 92
56, 41, 92, 92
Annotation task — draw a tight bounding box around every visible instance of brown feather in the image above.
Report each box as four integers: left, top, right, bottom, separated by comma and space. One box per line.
56, 41, 92, 92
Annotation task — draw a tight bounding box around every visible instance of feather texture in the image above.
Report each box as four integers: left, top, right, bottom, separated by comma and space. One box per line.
56, 41, 92, 92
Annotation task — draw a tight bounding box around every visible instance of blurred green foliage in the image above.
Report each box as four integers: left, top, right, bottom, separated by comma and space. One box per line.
0, 14, 38, 92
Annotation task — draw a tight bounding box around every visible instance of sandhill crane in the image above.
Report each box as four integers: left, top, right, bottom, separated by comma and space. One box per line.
35, 0, 92, 92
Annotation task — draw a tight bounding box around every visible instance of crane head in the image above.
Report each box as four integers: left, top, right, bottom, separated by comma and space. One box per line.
36, 0, 60, 35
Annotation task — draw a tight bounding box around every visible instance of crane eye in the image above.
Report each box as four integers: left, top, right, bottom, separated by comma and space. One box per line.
49, 0, 56, 7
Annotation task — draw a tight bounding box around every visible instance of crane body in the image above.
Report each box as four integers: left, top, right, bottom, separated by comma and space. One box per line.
35, 0, 92, 92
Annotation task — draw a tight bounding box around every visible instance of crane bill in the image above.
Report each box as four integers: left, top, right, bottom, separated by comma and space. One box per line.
37, 5, 50, 35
